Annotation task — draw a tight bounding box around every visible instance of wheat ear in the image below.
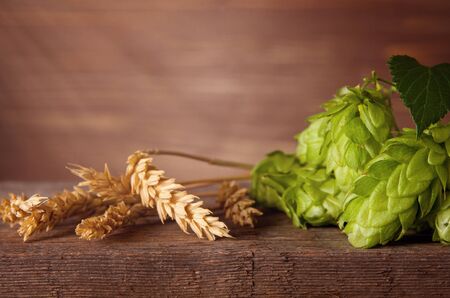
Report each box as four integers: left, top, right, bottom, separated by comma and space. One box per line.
18, 187, 102, 241
0, 193, 47, 225
128, 151, 232, 240
67, 163, 137, 204
75, 201, 152, 240
218, 181, 263, 227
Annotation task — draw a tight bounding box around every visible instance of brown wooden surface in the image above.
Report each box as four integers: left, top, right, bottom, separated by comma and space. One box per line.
1, 182, 449, 297
1, 1, 450, 181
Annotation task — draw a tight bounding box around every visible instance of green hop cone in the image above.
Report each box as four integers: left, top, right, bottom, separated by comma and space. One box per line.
339, 125, 450, 248
284, 167, 345, 227
251, 151, 299, 213
432, 194, 450, 244
296, 73, 395, 192
251, 151, 345, 228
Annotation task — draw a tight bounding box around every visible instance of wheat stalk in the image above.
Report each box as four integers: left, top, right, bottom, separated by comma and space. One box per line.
218, 181, 263, 227
128, 151, 232, 240
75, 201, 152, 240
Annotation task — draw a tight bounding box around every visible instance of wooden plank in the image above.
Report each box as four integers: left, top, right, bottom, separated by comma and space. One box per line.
0, 182, 449, 297
1, 1, 450, 181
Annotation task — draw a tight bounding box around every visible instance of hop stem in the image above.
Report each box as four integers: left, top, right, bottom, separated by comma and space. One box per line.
376, 77, 395, 86
144, 149, 254, 170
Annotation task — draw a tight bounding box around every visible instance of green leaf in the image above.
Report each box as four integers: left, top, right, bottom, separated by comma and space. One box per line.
388, 55, 450, 136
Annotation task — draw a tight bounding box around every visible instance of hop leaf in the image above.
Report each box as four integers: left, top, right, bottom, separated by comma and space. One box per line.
388, 55, 450, 136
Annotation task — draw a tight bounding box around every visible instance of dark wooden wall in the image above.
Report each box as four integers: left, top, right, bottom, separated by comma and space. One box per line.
1, 0, 450, 181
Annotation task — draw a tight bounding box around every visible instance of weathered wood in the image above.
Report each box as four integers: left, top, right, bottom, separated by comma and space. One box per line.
0, 182, 449, 297
1, 1, 450, 181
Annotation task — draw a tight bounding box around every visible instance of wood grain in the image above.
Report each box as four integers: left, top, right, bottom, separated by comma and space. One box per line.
1, 1, 450, 181
1, 182, 449, 297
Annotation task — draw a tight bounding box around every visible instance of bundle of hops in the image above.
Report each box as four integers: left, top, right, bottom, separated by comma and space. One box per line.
296, 74, 395, 192
339, 125, 450, 248
251, 75, 395, 228
251, 151, 344, 228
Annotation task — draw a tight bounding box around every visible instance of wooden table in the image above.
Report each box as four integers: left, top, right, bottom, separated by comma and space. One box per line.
1, 182, 449, 297
2, 0, 450, 182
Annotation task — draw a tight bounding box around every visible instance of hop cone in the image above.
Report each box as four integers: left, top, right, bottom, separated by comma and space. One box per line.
433, 194, 450, 244
339, 125, 450, 248
251, 151, 299, 214
251, 151, 345, 228
296, 74, 395, 192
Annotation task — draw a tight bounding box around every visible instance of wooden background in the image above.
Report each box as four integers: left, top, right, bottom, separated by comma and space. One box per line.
1, 0, 450, 181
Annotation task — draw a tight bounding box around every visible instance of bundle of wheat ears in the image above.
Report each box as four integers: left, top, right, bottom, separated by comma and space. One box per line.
0, 150, 262, 241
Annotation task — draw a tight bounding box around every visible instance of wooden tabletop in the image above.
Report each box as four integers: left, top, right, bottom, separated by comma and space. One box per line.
1, 182, 449, 297
1, 0, 450, 182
